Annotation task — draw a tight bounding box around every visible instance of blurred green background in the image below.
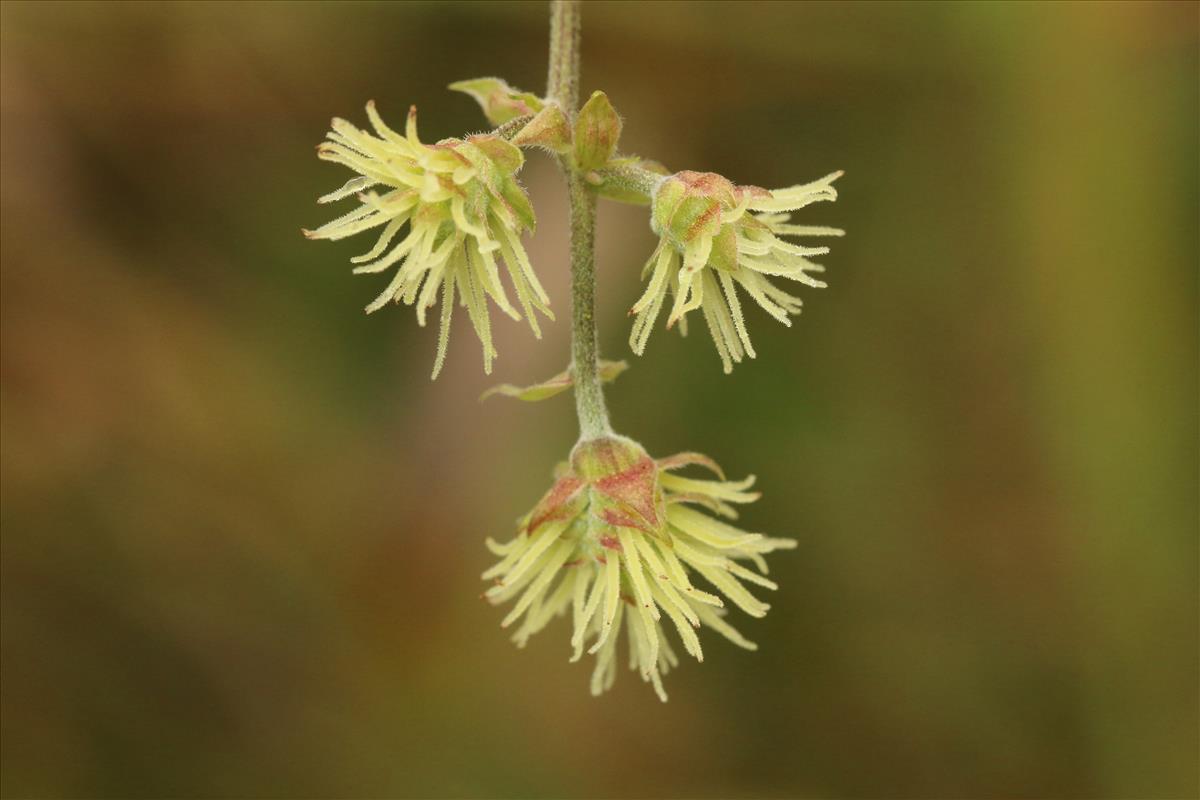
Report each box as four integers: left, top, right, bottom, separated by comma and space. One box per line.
1, 1, 1197, 798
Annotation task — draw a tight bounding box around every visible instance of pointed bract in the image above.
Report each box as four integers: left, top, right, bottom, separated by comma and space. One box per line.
480, 359, 628, 403
511, 103, 572, 152
573, 90, 623, 172
449, 77, 544, 125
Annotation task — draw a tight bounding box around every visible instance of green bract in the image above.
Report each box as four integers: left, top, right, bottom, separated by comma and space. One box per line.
480, 359, 627, 403
511, 103, 572, 152
448, 77, 544, 125
573, 90, 622, 171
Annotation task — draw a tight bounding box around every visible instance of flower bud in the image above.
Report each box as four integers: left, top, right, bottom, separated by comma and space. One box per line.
651, 171, 737, 249
573, 90, 622, 172
571, 435, 664, 533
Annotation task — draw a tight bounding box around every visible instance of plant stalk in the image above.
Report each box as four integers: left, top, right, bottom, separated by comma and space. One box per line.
592, 162, 665, 203
548, 0, 611, 440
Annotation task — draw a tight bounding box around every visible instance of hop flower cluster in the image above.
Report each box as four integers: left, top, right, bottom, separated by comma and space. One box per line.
303, 81, 845, 701
483, 435, 795, 701
630, 170, 844, 373
304, 102, 551, 378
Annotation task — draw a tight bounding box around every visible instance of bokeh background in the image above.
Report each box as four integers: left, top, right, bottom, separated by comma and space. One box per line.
2, 1, 1197, 798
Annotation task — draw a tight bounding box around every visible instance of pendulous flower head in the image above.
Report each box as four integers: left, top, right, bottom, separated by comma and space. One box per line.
630, 169, 844, 373
483, 434, 795, 701
304, 102, 552, 378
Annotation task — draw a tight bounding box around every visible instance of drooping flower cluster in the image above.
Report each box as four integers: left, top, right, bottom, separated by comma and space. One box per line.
630, 170, 844, 373
302, 70, 845, 701
483, 435, 795, 701
304, 102, 552, 378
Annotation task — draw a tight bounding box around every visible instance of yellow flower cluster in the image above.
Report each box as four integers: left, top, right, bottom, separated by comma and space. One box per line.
305, 103, 551, 378
484, 436, 794, 701
631, 170, 843, 372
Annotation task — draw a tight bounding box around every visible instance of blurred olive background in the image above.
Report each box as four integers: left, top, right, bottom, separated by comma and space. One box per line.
2, 1, 1197, 798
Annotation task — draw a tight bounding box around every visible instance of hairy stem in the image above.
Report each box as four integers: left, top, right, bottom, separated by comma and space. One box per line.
565, 170, 609, 438
547, 0, 580, 114
548, 0, 611, 440
590, 162, 666, 205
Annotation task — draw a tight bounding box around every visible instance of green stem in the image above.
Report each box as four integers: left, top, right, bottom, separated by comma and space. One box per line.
565, 170, 609, 439
548, 0, 611, 440
547, 0, 580, 113
591, 162, 665, 204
